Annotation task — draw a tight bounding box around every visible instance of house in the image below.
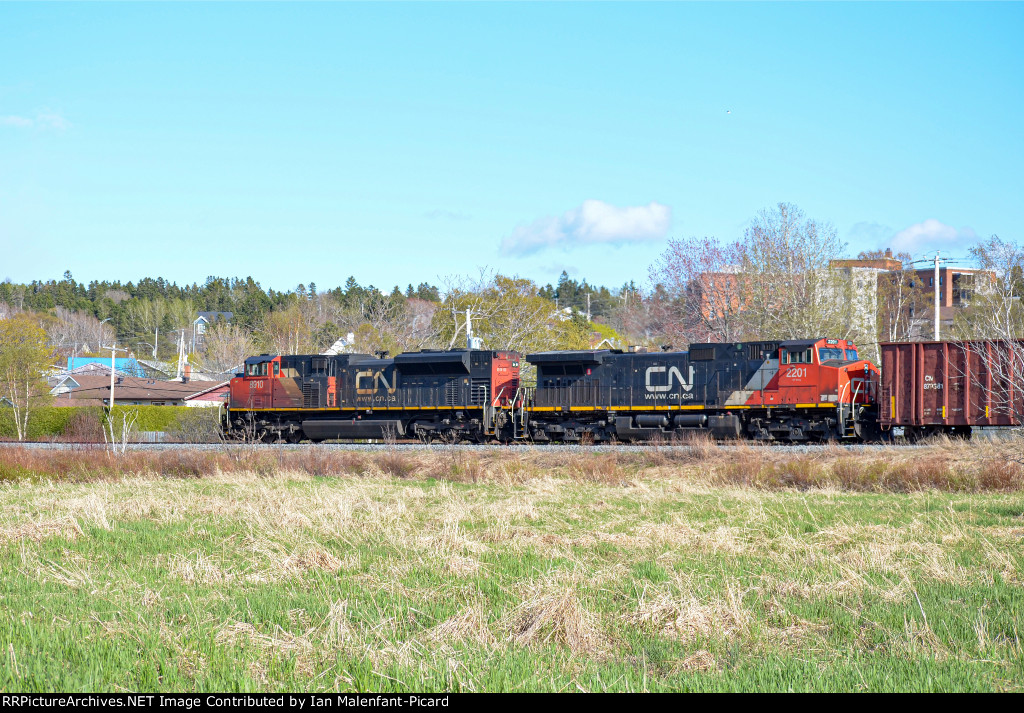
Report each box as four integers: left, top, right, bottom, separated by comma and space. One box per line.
191, 311, 233, 352
65, 357, 147, 378
182, 381, 231, 407
50, 374, 229, 407
322, 332, 357, 355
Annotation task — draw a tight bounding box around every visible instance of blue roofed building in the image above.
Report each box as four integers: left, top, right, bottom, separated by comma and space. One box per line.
66, 357, 147, 378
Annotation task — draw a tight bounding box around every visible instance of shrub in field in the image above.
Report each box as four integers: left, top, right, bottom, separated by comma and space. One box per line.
1, 440, 1024, 493
376, 451, 417, 478
59, 409, 105, 443
977, 458, 1024, 490
167, 408, 222, 444
571, 452, 621, 482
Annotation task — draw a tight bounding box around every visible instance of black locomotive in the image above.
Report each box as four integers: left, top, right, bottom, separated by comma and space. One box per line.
226, 349, 521, 442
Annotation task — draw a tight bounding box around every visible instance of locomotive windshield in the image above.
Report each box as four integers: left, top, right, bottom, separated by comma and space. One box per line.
817, 346, 859, 363
781, 348, 813, 364
246, 362, 268, 376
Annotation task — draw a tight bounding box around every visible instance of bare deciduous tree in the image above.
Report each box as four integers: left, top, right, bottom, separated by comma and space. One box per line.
737, 202, 851, 340
856, 249, 932, 343
104, 407, 140, 454
650, 236, 746, 345
47, 307, 115, 356
952, 236, 1022, 341
433, 272, 589, 355
647, 203, 866, 349
200, 322, 256, 374
948, 237, 1024, 423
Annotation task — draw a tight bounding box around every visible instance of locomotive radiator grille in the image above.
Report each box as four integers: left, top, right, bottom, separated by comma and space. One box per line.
471, 379, 489, 406
444, 379, 460, 406
302, 381, 322, 409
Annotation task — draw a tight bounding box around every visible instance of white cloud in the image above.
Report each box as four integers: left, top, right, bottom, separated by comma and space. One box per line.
0, 111, 71, 131
0, 115, 33, 128
847, 221, 893, 244
36, 112, 71, 131
890, 219, 977, 254
424, 209, 471, 221
501, 199, 671, 255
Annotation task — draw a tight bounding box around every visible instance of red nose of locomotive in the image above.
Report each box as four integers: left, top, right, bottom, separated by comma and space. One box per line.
230, 355, 280, 409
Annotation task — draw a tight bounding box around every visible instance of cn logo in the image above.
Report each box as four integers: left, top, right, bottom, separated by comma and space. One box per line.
645, 365, 695, 393
355, 369, 398, 395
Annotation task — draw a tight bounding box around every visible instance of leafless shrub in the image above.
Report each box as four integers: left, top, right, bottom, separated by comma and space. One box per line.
167, 408, 222, 444
375, 452, 417, 479
571, 452, 621, 482
0, 441, 1022, 492
60, 410, 105, 444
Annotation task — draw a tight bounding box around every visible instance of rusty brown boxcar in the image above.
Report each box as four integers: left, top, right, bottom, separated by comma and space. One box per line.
878, 340, 1024, 438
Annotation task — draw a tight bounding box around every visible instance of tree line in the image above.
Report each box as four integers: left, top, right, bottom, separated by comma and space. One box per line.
0, 269, 633, 377
2, 201, 1022, 382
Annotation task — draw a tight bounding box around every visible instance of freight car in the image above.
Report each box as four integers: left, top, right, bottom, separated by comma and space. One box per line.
224, 349, 521, 442
878, 340, 1024, 439
514, 338, 880, 443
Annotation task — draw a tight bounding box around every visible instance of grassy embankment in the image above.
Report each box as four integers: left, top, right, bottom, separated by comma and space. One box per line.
0, 439, 1022, 692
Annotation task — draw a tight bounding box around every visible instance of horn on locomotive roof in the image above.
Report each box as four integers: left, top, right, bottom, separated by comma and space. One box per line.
466, 308, 483, 350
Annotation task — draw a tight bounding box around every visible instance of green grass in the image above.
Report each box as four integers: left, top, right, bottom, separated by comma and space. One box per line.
0, 462, 1022, 692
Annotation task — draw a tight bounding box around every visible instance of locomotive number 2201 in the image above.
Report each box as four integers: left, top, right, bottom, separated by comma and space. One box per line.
786, 367, 808, 379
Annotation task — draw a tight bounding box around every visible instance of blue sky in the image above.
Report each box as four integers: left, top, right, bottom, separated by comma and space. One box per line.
1, 2, 1021, 293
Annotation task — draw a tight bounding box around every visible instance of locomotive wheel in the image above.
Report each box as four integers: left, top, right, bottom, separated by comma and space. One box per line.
286, 430, 304, 444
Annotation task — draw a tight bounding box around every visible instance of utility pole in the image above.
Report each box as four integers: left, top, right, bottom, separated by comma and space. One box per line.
99, 318, 117, 409
176, 331, 185, 380
110, 340, 116, 410
934, 251, 941, 341
586, 292, 591, 322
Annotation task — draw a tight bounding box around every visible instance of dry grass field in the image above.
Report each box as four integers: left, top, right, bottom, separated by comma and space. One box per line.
0, 439, 1022, 691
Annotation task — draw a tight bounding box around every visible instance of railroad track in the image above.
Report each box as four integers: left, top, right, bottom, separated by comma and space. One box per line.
0, 441, 924, 453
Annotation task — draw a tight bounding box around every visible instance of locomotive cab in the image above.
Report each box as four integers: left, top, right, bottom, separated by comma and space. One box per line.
770, 339, 877, 405
229, 355, 282, 410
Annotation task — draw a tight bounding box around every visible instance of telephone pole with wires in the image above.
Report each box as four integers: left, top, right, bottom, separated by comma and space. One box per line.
934, 251, 941, 340
906, 251, 967, 340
